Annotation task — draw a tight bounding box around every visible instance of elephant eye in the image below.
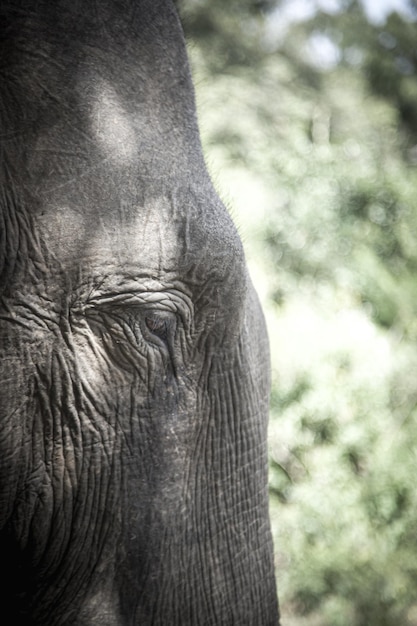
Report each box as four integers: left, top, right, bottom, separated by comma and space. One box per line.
142, 312, 177, 348
83, 303, 177, 366
145, 315, 169, 341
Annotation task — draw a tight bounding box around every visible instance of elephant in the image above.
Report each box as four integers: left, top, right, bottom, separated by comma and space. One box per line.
0, 0, 279, 624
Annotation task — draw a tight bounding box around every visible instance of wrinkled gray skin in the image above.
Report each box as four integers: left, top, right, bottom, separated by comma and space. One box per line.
0, 1, 279, 624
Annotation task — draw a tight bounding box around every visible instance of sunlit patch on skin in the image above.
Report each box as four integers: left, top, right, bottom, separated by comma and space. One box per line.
90, 79, 137, 166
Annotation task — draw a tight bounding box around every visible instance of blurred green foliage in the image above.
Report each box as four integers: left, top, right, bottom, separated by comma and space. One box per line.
179, 0, 417, 624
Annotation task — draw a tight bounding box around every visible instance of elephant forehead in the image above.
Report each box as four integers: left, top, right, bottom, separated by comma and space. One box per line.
37, 189, 244, 290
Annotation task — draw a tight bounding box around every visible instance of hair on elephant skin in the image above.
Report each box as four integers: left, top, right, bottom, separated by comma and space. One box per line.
0, 0, 280, 624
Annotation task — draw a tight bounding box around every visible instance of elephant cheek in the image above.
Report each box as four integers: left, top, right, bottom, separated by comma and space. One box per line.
70, 322, 197, 469
0, 352, 36, 530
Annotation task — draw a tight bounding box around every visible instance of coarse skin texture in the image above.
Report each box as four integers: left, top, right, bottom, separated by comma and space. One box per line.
0, 0, 280, 624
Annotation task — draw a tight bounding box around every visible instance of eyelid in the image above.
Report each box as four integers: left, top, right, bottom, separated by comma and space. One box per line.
83, 291, 178, 311
78, 288, 193, 329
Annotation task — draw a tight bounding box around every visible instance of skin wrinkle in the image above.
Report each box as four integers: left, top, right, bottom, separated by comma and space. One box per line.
34, 370, 114, 620
203, 334, 272, 613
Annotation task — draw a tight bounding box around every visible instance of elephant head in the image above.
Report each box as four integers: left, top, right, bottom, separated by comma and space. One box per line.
0, 0, 279, 623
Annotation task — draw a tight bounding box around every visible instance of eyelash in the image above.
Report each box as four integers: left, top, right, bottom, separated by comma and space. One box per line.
145, 315, 170, 341
141, 312, 177, 349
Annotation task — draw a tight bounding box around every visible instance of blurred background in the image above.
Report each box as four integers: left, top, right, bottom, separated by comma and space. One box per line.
178, 1, 417, 624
